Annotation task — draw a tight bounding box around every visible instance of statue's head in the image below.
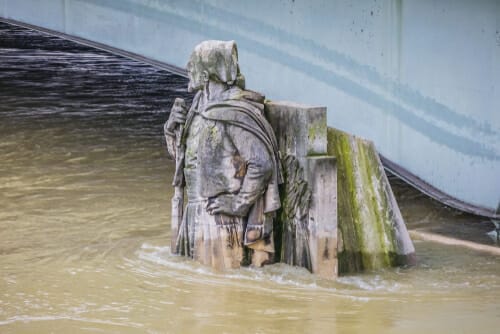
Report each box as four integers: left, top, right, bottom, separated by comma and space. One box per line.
186, 40, 245, 92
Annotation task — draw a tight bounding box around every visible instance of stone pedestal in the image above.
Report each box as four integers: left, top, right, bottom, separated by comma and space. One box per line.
303, 156, 338, 278
265, 102, 415, 277
327, 128, 416, 273
265, 101, 327, 157
266, 101, 338, 279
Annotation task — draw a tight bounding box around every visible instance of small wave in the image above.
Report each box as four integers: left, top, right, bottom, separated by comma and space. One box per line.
336, 275, 402, 292
0, 315, 144, 328
131, 243, 388, 301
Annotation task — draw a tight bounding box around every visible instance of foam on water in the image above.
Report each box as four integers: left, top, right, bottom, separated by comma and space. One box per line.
134, 243, 405, 302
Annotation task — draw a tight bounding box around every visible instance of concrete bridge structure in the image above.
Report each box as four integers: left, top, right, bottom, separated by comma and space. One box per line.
1, 0, 498, 218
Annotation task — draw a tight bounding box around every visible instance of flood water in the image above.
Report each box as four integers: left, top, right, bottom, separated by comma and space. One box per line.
1, 21, 499, 333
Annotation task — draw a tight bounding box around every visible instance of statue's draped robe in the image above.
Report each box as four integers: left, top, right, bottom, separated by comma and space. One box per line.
167, 87, 282, 269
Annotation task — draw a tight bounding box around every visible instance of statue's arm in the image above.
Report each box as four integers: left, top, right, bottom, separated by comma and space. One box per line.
163, 98, 188, 160
207, 126, 273, 216
163, 122, 177, 160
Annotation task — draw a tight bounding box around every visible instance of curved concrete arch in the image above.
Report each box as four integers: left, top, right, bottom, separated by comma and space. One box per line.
1, 0, 498, 217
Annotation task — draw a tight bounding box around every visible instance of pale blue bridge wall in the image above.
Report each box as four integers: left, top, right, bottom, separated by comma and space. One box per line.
1, 0, 499, 215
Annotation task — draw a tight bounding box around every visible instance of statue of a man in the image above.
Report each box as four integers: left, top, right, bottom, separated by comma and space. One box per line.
164, 40, 282, 270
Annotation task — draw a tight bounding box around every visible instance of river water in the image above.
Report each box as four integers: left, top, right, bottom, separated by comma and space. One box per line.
1, 21, 499, 333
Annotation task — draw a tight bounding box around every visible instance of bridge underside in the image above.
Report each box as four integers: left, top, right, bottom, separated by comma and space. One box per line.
1, 0, 498, 218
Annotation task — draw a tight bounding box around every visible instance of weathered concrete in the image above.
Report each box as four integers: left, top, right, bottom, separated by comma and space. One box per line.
327, 127, 416, 273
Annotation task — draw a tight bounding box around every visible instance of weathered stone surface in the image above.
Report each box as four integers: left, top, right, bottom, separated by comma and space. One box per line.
276, 155, 312, 270
302, 156, 338, 279
165, 39, 411, 278
265, 101, 327, 157
327, 127, 416, 273
266, 101, 338, 279
165, 40, 281, 270
170, 187, 183, 252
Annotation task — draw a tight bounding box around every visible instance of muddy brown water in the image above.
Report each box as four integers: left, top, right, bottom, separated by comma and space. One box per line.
1, 22, 499, 333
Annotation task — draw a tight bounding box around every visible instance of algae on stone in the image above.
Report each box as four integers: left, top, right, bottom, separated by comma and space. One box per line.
327, 127, 416, 273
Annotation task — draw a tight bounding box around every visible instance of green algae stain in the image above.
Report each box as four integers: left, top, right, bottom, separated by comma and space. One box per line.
307, 118, 327, 155
327, 127, 401, 273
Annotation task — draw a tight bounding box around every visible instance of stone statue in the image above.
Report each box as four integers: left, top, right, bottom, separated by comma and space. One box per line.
164, 40, 282, 270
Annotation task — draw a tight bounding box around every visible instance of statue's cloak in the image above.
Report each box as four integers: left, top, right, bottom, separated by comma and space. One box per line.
174, 87, 282, 245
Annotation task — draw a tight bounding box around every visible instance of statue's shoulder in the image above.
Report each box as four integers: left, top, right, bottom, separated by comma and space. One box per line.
203, 87, 265, 123
221, 87, 265, 104
235, 89, 265, 104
